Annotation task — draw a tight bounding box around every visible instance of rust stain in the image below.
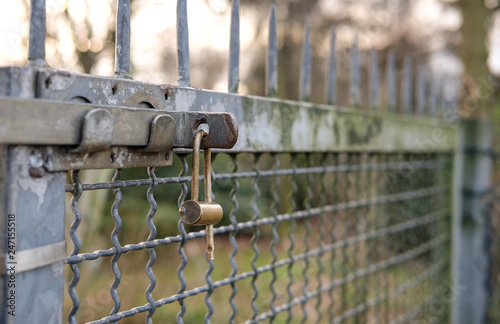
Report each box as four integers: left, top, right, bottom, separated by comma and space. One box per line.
222, 113, 238, 149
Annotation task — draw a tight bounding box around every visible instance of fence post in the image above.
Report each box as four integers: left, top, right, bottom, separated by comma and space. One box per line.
451, 119, 492, 324
0, 146, 66, 323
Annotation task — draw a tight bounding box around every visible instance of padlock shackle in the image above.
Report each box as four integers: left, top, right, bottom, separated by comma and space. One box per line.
191, 125, 209, 202
190, 123, 217, 260
204, 147, 212, 203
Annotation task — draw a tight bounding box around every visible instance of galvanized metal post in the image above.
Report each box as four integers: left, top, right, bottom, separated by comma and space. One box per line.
0, 146, 65, 323
28, 0, 46, 66
451, 119, 492, 324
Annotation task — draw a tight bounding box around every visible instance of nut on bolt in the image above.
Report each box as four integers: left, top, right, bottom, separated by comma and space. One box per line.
29, 149, 47, 178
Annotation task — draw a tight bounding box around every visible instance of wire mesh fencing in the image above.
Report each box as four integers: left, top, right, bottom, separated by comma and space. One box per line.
0, 1, 465, 323
485, 146, 500, 324
64, 152, 453, 323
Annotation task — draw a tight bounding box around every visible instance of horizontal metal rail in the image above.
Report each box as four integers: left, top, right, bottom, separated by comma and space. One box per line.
87, 234, 447, 323
65, 186, 448, 264
65, 158, 450, 192
0, 96, 237, 149
0, 92, 457, 154
167, 87, 457, 153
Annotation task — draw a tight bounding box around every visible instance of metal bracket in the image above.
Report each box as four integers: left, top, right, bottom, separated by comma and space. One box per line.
139, 114, 175, 153
0, 66, 239, 170
70, 108, 114, 153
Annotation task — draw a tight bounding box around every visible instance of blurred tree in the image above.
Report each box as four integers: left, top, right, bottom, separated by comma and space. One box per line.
456, 0, 494, 118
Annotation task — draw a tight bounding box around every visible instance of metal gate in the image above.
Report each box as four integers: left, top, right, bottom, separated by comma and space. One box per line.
1, 1, 487, 323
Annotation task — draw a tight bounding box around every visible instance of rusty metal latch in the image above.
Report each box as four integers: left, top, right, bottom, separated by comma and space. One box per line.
70, 109, 114, 153
138, 114, 176, 153
0, 96, 238, 170
71, 110, 175, 154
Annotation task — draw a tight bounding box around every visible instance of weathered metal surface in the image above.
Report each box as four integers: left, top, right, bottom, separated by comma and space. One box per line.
166, 86, 457, 153
0, 241, 66, 275
327, 27, 336, 105
266, 5, 278, 97
139, 115, 176, 153
386, 51, 396, 113
115, 0, 131, 78
70, 109, 114, 153
0, 145, 7, 323
452, 119, 492, 324
3, 146, 65, 323
403, 57, 412, 114
46, 146, 173, 171
228, 0, 240, 93
417, 63, 427, 115
28, 0, 46, 66
370, 47, 379, 110
429, 73, 438, 117
37, 69, 169, 108
177, 0, 190, 86
0, 96, 238, 149
300, 18, 312, 102
0, 67, 36, 98
351, 37, 360, 108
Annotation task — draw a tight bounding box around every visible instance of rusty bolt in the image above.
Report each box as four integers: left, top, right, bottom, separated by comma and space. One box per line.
29, 149, 47, 178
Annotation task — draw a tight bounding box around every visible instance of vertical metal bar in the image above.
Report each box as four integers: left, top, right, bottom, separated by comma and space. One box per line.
300, 17, 312, 102
228, 0, 240, 93
286, 154, 298, 322
301, 154, 313, 322
145, 167, 158, 323
110, 169, 123, 316
266, 5, 278, 97
387, 51, 396, 113
1, 147, 65, 323
115, 0, 131, 78
28, 0, 47, 65
402, 57, 412, 114
440, 76, 447, 119
370, 47, 379, 110
315, 154, 326, 323
228, 154, 239, 323
417, 63, 426, 115
451, 120, 492, 324
0, 146, 6, 324
327, 153, 339, 322
176, 155, 189, 322
68, 171, 82, 324
204, 257, 215, 323
451, 81, 460, 116
351, 37, 360, 108
326, 27, 336, 105
429, 73, 438, 117
250, 154, 262, 321
177, 0, 191, 86
269, 154, 280, 320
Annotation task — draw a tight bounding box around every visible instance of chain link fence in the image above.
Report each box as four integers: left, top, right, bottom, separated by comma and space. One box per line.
64, 152, 453, 323
0, 1, 474, 323
485, 136, 500, 323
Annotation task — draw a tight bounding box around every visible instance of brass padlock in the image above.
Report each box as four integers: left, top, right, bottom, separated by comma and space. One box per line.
179, 124, 223, 260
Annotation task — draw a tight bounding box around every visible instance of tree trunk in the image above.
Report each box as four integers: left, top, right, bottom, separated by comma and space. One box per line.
458, 0, 492, 118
